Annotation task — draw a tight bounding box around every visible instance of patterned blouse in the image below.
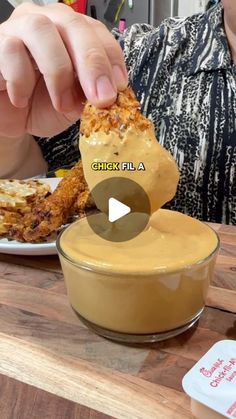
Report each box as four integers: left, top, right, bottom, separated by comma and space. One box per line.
36, 3, 236, 225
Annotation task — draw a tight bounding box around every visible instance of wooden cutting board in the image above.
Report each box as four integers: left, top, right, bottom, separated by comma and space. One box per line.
0, 223, 235, 418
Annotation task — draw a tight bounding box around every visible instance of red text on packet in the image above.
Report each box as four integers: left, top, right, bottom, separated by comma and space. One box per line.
200, 358, 224, 377
227, 401, 236, 416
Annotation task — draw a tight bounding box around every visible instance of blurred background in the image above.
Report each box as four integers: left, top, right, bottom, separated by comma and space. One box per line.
1, 0, 219, 28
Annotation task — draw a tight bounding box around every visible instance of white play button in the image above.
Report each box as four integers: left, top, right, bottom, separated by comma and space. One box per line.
108, 197, 131, 223
86, 178, 151, 241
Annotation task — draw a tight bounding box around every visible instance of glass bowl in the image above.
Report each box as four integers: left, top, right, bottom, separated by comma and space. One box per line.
56, 211, 219, 343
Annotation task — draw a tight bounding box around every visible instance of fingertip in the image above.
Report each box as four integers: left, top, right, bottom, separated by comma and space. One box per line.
95, 75, 117, 107
92, 94, 117, 109
7, 86, 29, 108
112, 65, 128, 91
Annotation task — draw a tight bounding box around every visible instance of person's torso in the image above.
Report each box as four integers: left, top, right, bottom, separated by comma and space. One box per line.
123, 5, 236, 224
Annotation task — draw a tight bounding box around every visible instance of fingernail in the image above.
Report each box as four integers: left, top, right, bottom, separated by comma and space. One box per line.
96, 75, 117, 102
61, 88, 75, 111
112, 65, 127, 90
16, 97, 29, 108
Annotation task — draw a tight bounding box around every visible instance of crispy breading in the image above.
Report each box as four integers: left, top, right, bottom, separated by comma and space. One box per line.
80, 87, 151, 137
0, 180, 51, 238
9, 161, 95, 243
0, 209, 22, 237
0, 208, 22, 223
0, 215, 5, 236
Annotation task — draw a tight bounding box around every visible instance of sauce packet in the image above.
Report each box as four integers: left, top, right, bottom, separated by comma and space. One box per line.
182, 340, 236, 418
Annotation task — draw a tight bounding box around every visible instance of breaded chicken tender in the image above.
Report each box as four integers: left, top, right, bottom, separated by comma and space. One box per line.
80, 87, 180, 214
80, 87, 151, 137
9, 161, 94, 243
0, 209, 22, 236
0, 179, 51, 238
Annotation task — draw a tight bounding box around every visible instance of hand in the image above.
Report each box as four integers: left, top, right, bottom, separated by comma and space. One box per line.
0, 3, 127, 138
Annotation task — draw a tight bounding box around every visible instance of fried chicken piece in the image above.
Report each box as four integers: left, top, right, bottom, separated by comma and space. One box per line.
0, 209, 23, 237
0, 208, 22, 223
0, 215, 6, 236
0, 180, 51, 240
0, 179, 52, 240
80, 86, 180, 215
80, 87, 151, 137
9, 161, 95, 243
71, 188, 95, 218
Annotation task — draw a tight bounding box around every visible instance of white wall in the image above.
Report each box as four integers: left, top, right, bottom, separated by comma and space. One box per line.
178, 0, 208, 17
8, 0, 57, 6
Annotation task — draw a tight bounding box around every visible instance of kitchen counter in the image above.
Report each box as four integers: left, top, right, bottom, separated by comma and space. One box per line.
0, 223, 235, 419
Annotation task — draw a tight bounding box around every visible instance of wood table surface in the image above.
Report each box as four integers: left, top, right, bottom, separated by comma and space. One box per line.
0, 223, 235, 419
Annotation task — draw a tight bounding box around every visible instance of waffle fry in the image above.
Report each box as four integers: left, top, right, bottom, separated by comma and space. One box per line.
0, 179, 51, 239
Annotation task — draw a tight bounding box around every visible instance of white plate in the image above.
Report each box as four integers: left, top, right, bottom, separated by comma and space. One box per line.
0, 178, 61, 256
